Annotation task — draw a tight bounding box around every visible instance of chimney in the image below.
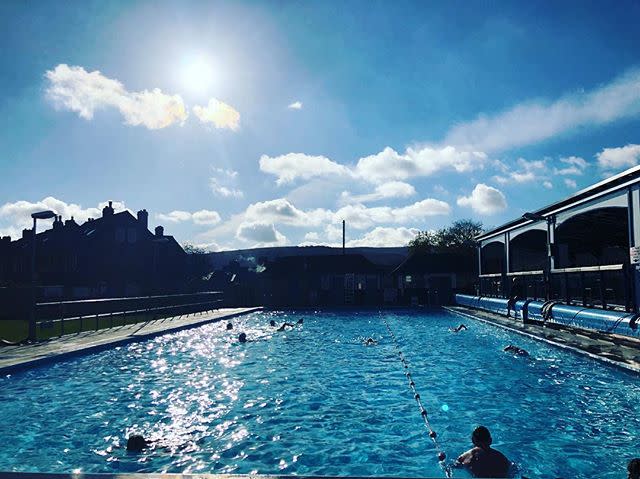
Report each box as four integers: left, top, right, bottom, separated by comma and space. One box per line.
102, 201, 114, 217
22, 228, 34, 240
155, 225, 164, 237
53, 215, 63, 230
342, 219, 345, 255
0, 236, 10, 247
137, 209, 148, 230
65, 216, 77, 227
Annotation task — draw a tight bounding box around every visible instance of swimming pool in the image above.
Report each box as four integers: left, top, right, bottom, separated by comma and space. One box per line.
1, 309, 638, 478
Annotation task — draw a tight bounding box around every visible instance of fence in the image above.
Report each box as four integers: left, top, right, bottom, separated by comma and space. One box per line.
2, 291, 223, 342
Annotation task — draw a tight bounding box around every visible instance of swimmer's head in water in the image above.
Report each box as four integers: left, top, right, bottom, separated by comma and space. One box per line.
238, 332, 247, 343
471, 426, 492, 448
269, 320, 276, 327
226, 323, 233, 330
297, 318, 304, 324
126, 434, 148, 452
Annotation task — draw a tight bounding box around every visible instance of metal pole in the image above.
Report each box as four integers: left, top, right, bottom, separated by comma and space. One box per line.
342, 220, 345, 255
28, 217, 37, 342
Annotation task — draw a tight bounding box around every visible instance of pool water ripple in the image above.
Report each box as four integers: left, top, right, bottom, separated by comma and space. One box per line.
0, 310, 638, 478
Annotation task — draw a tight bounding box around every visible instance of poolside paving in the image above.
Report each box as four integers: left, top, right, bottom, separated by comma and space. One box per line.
0, 307, 261, 374
446, 305, 640, 373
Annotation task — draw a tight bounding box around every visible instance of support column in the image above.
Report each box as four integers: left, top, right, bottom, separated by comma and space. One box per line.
503, 232, 510, 297
628, 186, 640, 312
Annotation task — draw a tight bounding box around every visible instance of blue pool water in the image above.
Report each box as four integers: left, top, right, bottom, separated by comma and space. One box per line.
1, 309, 639, 478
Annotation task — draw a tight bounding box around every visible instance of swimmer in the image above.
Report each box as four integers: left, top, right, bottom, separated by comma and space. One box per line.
126, 434, 150, 453
296, 318, 304, 325
226, 322, 233, 330
450, 324, 468, 333
238, 332, 247, 343
364, 337, 378, 346
503, 344, 529, 356
277, 322, 295, 332
269, 320, 276, 327
455, 426, 511, 478
629, 458, 640, 479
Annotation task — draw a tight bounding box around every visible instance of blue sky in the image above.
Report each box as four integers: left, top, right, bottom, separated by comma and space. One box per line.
2, 0, 640, 249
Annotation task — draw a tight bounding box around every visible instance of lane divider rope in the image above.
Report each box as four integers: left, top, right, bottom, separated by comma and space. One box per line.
381, 315, 452, 478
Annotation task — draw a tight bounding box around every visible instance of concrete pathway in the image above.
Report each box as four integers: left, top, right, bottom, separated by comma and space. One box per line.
446, 305, 640, 373
0, 307, 262, 374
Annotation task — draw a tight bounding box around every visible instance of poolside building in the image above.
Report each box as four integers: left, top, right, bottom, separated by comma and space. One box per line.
477, 164, 640, 312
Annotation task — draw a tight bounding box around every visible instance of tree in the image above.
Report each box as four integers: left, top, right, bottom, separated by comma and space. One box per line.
408, 219, 483, 254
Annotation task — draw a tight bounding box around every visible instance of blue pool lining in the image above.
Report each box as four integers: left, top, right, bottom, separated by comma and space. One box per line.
443, 306, 640, 375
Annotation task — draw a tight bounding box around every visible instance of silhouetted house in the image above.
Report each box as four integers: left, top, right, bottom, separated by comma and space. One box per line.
2, 202, 187, 299
393, 252, 477, 305
266, 254, 384, 306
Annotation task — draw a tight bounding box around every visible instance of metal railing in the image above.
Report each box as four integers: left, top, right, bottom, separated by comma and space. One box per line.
30, 291, 223, 341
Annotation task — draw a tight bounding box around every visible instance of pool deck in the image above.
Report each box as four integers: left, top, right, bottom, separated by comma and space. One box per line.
0, 307, 262, 375
445, 305, 640, 373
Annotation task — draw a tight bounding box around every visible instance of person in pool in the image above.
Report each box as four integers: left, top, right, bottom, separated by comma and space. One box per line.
226, 322, 233, 330
503, 344, 529, 356
126, 434, 151, 453
364, 337, 377, 345
277, 322, 295, 332
238, 332, 247, 343
450, 324, 468, 332
455, 426, 511, 478
269, 320, 276, 327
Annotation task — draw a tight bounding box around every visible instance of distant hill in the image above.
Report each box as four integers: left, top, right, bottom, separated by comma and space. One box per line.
206, 246, 409, 270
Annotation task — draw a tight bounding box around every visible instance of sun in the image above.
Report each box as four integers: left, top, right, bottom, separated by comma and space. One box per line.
180, 55, 215, 95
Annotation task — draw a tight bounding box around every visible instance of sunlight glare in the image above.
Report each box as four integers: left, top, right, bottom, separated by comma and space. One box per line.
181, 55, 215, 95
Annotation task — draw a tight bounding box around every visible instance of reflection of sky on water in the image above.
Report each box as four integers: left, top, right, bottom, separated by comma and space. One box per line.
0, 310, 638, 478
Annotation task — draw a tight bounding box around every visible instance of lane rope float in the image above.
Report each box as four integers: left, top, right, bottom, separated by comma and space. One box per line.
381, 315, 453, 478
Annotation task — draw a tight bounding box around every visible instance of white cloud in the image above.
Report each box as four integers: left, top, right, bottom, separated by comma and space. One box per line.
444, 69, 640, 152
335, 199, 451, 229
156, 209, 221, 225
193, 98, 240, 131
346, 227, 420, 247
210, 168, 243, 198
596, 144, 640, 170
288, 101, 303, 110
494, 158, 546, 184
243, 196, 450, 231
45, 64, 187, 129
210, 182, 244, 198
341, 181, 416, 204
543, 180, 553, 189
259, 153, 352, 185
0, 197, 130, 236
156, 210, 192, 223
236, 222, 287, 246
554, 156, 588, 175
564, 178, 578, 189
191, 210, 222, 225
354, 146, 487, 184
303, 231, 320, 241
457, 184, 507, 215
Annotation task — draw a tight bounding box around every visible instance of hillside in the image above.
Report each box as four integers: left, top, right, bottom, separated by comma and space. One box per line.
207, 246, 409, 270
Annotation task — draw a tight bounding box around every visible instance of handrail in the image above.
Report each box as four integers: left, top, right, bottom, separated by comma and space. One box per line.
37, 291, 222, 306
35, 298, 224, 328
